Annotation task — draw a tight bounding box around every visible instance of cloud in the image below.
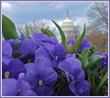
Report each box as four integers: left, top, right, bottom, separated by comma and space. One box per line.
2, 2, 11, 9
73, 17, 88, 26
48, 2, 64, 10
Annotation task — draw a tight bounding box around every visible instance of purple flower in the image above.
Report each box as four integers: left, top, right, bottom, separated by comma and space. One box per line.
2, 73, 36, 96
65, 54, 76, 59
2, 40, 12, 56
33, 32, 58, 47
18, 39, 38, 64
67, 39, 76, 45
5, 39, 21, 54
35, 43, 66, 70
20, 33, 32, 41
58, 58, 90, 96
2, 57, 26, 79
67, 37, 92, 54
24, 57, 57, 96
92, 52, 108, 71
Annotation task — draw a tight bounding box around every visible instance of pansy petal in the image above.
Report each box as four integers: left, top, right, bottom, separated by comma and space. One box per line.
19, 90, 36, 96
34, 85, 54, 96
8, 59, 26, 79
65, 58, 82, 69
42, 68, 57, 85
19, 39, 37, 55
2, 78, 17, 96
2, 41, 12, 56
2, 54, 13, 66
67, 39, 76, 45
73, 69, 85, 83
13, 39, 21, 44
18, 81, 36, 96
21, 33, 25, 41
65, 54, 76, 59
58, 60, 73, 74
24, 63, 37, 83
34, 57, 52, 68
69, 82, 76, 95
43, 42, 54, 57
54, 43, 66, 58
35, 47, 52, 60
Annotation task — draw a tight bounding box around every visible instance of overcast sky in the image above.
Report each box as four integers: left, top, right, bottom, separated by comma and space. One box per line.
2, 1, 94, 36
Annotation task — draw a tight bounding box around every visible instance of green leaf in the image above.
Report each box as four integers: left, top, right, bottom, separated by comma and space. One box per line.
25, 24, 30, 39
87, 69, 92, 86
77, 53, 84, 61
73, 23, 86, 55
94, 71, 108, 95
41, 28, 57, 39
81, 55, 104, 70
91, 69, 96, 89
12, 52, 21, 59
2, 14, 20, 40
78, 49, 91, 61
52, 20, 67, 50
90, 45, 97, 55
66, 43, 73, 54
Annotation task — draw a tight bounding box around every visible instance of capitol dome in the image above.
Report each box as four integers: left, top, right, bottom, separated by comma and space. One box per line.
58, 11, 76, 43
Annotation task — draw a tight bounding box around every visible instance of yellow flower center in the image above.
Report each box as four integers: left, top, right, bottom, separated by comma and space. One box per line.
56, 56, 58, 60
39, 80, 43, 85
73, 81, 75, 84
5, 72, 10, 78
18, 89, 21, 92
28, 59, 32, 63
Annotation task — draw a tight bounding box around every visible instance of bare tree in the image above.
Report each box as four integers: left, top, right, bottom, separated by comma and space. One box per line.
74, 25, 81, 40
86, 2, 108, 52
16, 19, 57, 37
87, 2, 108, 30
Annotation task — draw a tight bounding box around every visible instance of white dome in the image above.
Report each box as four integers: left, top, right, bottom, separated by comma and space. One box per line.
60, 12, 76, 42
61, 14, 75, 31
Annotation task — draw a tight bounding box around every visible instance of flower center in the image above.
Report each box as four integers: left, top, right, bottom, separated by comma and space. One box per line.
18, 89, 21, 92
104, 62, 106, 64
66, 71, 69, 74
4, 72, 10, 78
28, 59, 32, 63
39, 80, 43, 85
56, 56, 58, 60
73, 81, 75, 84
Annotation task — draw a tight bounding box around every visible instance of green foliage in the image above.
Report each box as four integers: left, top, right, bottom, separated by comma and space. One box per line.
90, 45, 97, 55
94, 71, 108, 95
78, 48, 91, 61
2, 14, 20, 40
66, 43, 73, 54
73, 23, 86, 55
52, 20, 67, 50
41, 28, 57, 39
81, 55, 104, 70
25, 24, 30, 39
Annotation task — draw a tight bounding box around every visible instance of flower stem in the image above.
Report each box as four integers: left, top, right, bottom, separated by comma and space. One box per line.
55, 79, 66, 96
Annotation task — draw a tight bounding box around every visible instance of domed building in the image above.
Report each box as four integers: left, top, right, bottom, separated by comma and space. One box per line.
58, 11, 76, 43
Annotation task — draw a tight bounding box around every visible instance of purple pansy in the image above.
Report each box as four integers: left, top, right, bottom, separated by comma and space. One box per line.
2, 57, 26, 79
2, 73, 36, 96
65, 54, 76, 59
2, 40, 12, 56
33, 32, 58, 47
24, 57, 57, 96
58, 58, 90, 96
92, 52, 108, 71
5, 39, 21, 54
35, 43, 66, 70
18, 39, 38, 64
67, 37, 92, 54
20, 33, 32, 41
